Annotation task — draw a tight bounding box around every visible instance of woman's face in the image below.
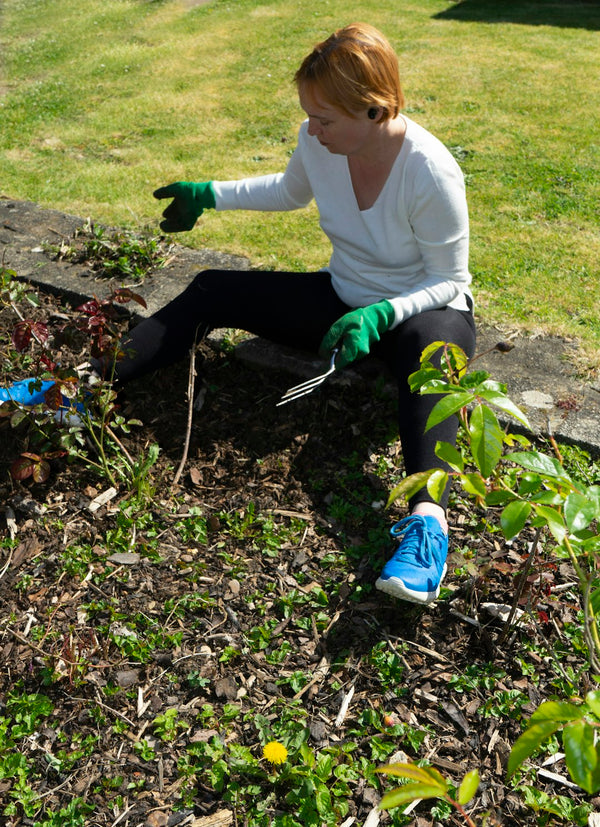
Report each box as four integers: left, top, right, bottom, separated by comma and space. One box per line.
298, 84, 373, 157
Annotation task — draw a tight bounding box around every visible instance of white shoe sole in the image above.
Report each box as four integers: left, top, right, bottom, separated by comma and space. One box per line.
375, 563, 448, 605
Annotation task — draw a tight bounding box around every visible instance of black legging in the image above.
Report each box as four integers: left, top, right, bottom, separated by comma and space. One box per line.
111, 269, 476, 509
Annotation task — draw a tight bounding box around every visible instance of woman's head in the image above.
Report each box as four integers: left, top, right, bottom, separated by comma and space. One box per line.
294, 23, 405, 121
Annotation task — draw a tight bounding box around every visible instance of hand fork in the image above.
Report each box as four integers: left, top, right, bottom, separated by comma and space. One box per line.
276, 349, 339, 406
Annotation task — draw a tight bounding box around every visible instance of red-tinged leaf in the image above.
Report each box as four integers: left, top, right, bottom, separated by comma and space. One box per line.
40, 353, 57, 371
57, 378, 78, 400
10, 454, 36, 481
32, 459, 51, 483
45, 449, 66, 461
112, 288, 147, 308
77, 299, 101, 315
12, 321, 33, 351
31, 321, 49, 345
491, 560, 516, 574
43, 384, 62, 411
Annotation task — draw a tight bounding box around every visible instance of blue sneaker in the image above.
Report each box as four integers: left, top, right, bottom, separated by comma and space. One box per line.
375, 514, 448, 604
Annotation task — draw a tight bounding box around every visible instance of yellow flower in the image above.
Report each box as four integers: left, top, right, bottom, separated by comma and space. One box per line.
262, 741, 288, 765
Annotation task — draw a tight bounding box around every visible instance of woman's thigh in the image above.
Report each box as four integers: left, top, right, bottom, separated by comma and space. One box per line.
377, 305, 477, 383
189, 269, 350, 352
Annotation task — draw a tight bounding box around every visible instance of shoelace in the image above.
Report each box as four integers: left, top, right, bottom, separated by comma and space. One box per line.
390, 515, 434, 566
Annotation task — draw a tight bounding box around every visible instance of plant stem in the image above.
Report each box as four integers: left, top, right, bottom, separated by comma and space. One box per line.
446, 795, 478, 827
562, 534, 600, 674
497, 525, 542, 646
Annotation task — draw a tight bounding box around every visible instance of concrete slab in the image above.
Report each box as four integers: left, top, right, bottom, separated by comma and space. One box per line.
1, 197, 599, 454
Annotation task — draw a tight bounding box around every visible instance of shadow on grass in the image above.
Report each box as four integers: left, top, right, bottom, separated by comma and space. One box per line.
434, 0, 600, 31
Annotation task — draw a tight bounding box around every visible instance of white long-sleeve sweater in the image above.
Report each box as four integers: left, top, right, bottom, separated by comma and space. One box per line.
212, 116, 472, 327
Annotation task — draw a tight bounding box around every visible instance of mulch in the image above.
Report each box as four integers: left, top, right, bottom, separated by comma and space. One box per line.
0, 284, 595, 827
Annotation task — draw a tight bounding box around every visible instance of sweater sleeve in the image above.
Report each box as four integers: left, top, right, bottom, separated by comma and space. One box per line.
388, 151, 471, 326
211, 145, 314, 212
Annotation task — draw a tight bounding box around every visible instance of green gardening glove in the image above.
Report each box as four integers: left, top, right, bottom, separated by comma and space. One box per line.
153, 181, 216, 232
320, 299, 396, 369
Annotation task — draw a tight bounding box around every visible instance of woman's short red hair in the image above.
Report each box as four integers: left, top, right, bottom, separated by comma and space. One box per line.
294, 23, 405, 120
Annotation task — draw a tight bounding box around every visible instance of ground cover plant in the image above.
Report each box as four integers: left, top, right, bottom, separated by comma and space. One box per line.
1, 246, 600, 825
1, 0, 600, 363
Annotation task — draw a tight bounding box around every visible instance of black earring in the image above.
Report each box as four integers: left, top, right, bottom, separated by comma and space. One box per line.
368, 107, 378, 120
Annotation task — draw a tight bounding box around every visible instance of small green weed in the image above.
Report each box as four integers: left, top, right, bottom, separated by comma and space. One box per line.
152, 708, 188, 743
50, 220, 170, 283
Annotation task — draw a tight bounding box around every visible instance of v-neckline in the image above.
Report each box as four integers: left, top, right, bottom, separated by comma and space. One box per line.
347, 118, 407, 212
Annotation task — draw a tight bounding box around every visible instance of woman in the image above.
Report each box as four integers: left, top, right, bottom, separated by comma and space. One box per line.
112, 23, 476, 604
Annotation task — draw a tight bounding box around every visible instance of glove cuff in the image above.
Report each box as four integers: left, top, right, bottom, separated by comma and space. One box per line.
193, 181, 216, 210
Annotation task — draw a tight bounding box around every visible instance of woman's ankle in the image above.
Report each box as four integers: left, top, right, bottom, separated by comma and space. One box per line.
411, 502, 448, 534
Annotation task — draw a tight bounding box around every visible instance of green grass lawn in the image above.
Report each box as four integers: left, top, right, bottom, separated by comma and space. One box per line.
1, 0, 599, 365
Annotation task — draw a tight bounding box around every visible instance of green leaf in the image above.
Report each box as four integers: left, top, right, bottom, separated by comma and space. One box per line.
530, 700, 585, 724
507, 720, 561, 778
379, 782, 447, 810
314, 781, 333, 815
563, 720, 600, 794
425, 392, 472, 431
457, 769, 480, 805
435, 440, 464, 472
509, 451, 567, 479
459, 369, 493, 389
476, 388, 531, 428
427, 469, 449, 502
585, 691, 600, 720
408, 366, 444, 393
419, 340, 447, 364
469, 403, 503, 477
459, 472, 487, 500
387, 471, 433, 506
533, 504, 566, 543
565, 490, 600, 533
500, 500, 532, 540
444, 342, 469, 374
376, 762, 447, 788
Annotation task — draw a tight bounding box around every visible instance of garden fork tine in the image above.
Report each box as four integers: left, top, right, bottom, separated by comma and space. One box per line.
276, 349, 339, 406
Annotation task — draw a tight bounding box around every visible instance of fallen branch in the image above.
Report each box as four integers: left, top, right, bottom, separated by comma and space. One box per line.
173, 331, 199, 486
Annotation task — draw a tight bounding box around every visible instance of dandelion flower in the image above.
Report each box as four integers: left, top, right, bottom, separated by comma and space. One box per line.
263, 740, 288, 765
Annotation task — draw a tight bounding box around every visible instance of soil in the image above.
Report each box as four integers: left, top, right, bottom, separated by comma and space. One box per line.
0, 281, 596, 827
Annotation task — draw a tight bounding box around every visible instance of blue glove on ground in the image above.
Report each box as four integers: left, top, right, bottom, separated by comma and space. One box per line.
0, 378, 85, 414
